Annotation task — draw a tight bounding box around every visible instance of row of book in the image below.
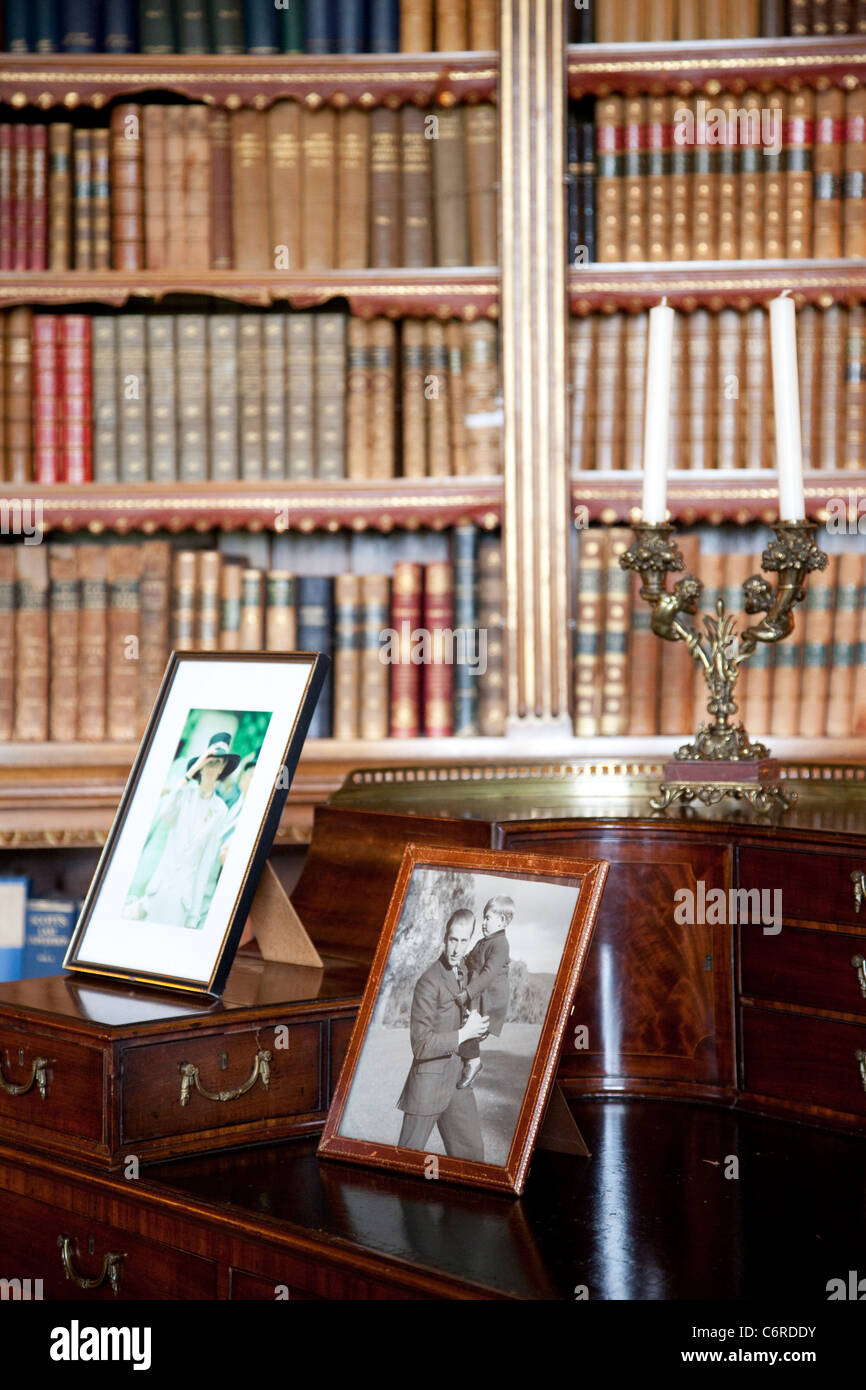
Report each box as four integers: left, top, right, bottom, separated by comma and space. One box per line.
569, 90, 866, 264
0, 100, 498, 272
0, 309, 501, 483
574, 528, 866, 738
0, 879, 76, 983
570, 0, 866, 41
569, 303, 866, 474
0, 528, 506, 742
1, 0, 497, 55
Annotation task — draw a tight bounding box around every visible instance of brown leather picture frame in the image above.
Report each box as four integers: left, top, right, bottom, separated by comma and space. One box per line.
319, 842, 609, 1195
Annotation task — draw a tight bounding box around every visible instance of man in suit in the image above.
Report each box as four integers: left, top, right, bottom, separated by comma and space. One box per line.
396, 909, 489, 1162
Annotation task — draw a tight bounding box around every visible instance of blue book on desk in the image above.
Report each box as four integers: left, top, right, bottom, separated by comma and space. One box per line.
297, 576, 334, 738
22, 899, 77, 979
0, 877, 30, 982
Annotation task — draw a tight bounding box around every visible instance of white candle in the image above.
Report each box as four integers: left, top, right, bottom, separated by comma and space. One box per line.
641, 299, 674, 524
769, 290, 806, 521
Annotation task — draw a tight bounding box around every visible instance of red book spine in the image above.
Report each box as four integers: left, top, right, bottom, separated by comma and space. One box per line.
60, 314, 92, 484
29, 125, 48, 271
0, 126, 12, 270
32, 315, 61, 484
422, 560, 454, 737
12, 124, 29, 270
389, 561, 423, 739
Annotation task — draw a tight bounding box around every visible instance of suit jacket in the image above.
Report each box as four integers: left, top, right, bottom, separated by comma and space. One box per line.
397, 955, 465, 1117
465, 930, 510, 1036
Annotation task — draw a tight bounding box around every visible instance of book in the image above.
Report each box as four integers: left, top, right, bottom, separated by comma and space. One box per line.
826, 550, 862, 737
72, 127, 92, 269
401, 318, 427, 478
436, 0, 466, 48
786, 88, 814, 259
573, 529, 605, 736
0, 878, 29, 983
118, 314, 148, 483
22, 898, 76, 979
315, 313, 347, 480
14, 544, 49, 741
61, 0, 99, 51
209, 316, 238, 482
104, 0, 137, 51
347, 316, 371, 479
463, 320, 500, 475
370, 107, 402, 268
142, 104, 167, 269
400, 0, 433, 49
423, 560, 455, 736
452, 523, 479, 735
48, 543, 79, 741
107, 545, 141, 740
138, 539, 171, 724
6, 307, 32, 483
296, 576, 334, 737
147, 314, 177, 482
93, 315, 118, 482
77, 545, 108, 740
333, 571, 361, 739
110, 104, 144, 271
178, 1, 210, 52
337, 107, 369, 270
0, 550, 15, 741
177, 314, 208, 481
232, 108, 270, 270
359, 573, 390, 739
432, 106, 468, 266
465, 102, 497, 265
60, 313, 92, 484
286, 314, 315, 480
209, 106, 234, 268
338, 0, 367, 51
243, 0, 279, 51
196, 551, 222, 651
813, 87, 845, 258
262, 315, 286, 481
844, 87, 866, 256
623, 97, 647, 263
268, 101, 302, 270
172, 550, 198, 651
478, 535, 506, 736
389, 560, 423, 737
139, 1, 175, 52
401, 105, 433, 268
33, 314, 60, 485
301, 107, 337, 270
595, 97, 623, 263
446, 319, 468, 476
368, 317, 397, 479
238, 314, 264, 481
425, 319, 450, 478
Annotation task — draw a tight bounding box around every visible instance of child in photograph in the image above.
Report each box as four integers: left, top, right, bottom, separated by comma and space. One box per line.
455, 894, 513, 1089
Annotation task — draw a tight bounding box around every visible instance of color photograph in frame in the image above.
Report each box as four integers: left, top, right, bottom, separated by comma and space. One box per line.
319, 844, 609, 1195
64, 652, 329, 995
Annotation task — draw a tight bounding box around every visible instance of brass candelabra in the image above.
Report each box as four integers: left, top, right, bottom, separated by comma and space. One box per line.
620, 519, 829, 813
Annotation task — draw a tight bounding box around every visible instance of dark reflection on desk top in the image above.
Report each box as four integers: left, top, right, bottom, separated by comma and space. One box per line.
143, 1099, 866, 1301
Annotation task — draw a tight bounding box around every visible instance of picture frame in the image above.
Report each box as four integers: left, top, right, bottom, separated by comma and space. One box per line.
318, 843, 609, 1196
64, 651, 330, 996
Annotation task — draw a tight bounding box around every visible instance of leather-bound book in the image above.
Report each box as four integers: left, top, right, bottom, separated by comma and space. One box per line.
286, 314, 315, 479
692, 99, 718, 260
279, 0, 303, 49
104, 0, 138, 51
12, 124, 29, 271
573, 529, 605, 737
369, 107, 402, 268
389, 561, 423, 738
627, 575, 660, 736
798, 552, 838, 736
238, 569, 264, 651
106, 545, 141, 741
844, 88, 866, 257
61, 0, 99, 50
432, 106, 468, 265
6, 307, 33, 484
14, 545, 49, 742
739, 91, 764, 259
138, 539, 171, 726
118, 315, 148, 483
238, 314, 264, 481
463, 319, 501, 474
478, 534, 506, 736
600, 529, 633, 736
232, 109, 270, 270
141, 105, 166, 270
0, 551, 14, 741
593, 313, 624, 471
424, 560, 455, 737
469, 0, 496, 46
265, 571, 296, 652
208, 314, 239, 482
436, 0, 466, 48
786, 88, 814, 259
623, 98, 647, 262
48, 123, 72, 270
346, 316, 371, 479
843, 302, 866, 471
400, 318, 427, 477
164, 107, 187, 266
244, 0, 279, 51
688, 309, 716, 473
452, 523, 478, 735
337, 108, 369, 269
209, 107, 234, 268
831, 0, 853, 28
425, 319, 450, 477
359, 573, 390, 739
446, 320, 468, 476
826, 549, 861, 736
595, 96, 623, 262
6, 0, 32, 49
92, 316, 118, 482
337, 0, 367, 52
49, 545, 79, 741
0, 126, 13, 270
305, 0, 335, 52
401, 106, 433, 267
301, 107, 337, 270
60, 313, 92, 484
797, 304, 820, 471
268, 101, 302, 270
172, 550, 198, 651
742, 306, 770, 471
812, 0, 832, 29
184, 106, 211, 270
196, 551, 222, 652
315, 313, 347, 481
622, 313, 648, 473
77, 545, 108, 740
569, 0, 593, 40
333, 572, 361, 739
465, 102, 497, 265
368, 317, 397, 479
262, 315, 286, 481
297, 577, 334, 736
218, 562, 243, 651
33, 315, 61, 485
178, 1, 209, 51
567, 109, 580, 267
716, 94, 738, 261
177, 314, 208, 481
813, 88, 845, 258
646, 96, 670, 261
620, 1, 643, 37
817, 304, 842, 471
29, 125, 48, 272
90, 127, 111, 269
593, 0, 617, 38
139, 2, 175, 52
401, 0, 433, 50
667, 97, 692, 260
762, 0, 787, 33
577, 113, 597, 260
664, 536, 712, 736
569, 314, 595, 474
147, 314, 177, 483
110, 104, 144, 271
716, 309, 742, 471
646, 0, 673, 36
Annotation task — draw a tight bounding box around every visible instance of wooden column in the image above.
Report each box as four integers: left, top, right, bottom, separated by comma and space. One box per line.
500, 0, 572, 734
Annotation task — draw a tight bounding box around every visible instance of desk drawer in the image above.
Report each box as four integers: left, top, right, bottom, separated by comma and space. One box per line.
0, 1029, 104, 1144
739, 847, 866, 929
740, 923, 866, 1017
741, 1005, 866, 1121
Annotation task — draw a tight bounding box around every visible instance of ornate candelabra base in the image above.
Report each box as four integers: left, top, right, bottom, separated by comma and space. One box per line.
651, 758, 795, 814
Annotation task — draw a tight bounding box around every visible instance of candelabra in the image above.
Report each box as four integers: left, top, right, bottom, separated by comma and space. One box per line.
620, 519, 829, 813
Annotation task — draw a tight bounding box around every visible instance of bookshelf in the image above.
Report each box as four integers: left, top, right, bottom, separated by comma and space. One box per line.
0, 1, 865, 863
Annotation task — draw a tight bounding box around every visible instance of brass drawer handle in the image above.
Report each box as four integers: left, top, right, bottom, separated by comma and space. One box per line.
857, 1051, 866, 1095
179, 1048, 272, 1107
57, 1236, 125, 1295
0, 1055, 49, 1100
852, 871, 866, 913
853, 956, 866, 999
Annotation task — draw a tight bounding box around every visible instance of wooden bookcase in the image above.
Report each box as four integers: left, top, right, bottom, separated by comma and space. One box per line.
0, 5, 864, 853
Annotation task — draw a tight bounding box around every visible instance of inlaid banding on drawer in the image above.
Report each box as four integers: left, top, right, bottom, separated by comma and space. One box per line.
0, 1031, 104, 1142
739, 847, 866, 930
740, 923, 866, 1018
741, 1005, 866, 1120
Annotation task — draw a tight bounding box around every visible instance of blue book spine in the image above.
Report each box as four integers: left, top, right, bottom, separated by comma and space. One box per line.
336, 0, 366, 52
22, 900, 76, 979
243, 0, 279, 51
34, 0, 60, 51
61, 0, 101, 52
103, 0, 136, 50
369, 0, 398, 52
0, 877, 30, 983
296, 576, 334, 737
304, 0, 335, 53
6, 0, 32, 51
